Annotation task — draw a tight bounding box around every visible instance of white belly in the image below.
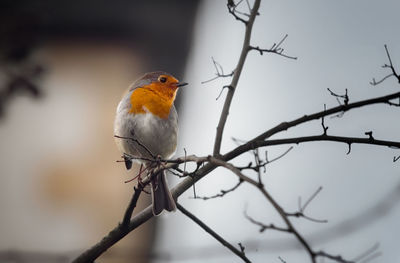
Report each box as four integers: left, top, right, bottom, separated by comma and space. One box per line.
114, 104, 178, 160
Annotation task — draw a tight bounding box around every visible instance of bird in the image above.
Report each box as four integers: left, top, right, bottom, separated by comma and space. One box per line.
114, 71, 187, 215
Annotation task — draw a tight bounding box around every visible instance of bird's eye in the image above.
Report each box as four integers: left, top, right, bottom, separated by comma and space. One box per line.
159, 76, 167, 83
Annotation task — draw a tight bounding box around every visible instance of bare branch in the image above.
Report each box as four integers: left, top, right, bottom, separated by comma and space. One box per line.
192, 179, 243, 200
315, 244, 381, 263
121, 185, 144, 227
253, 148, 263, 184
90, 95, 400, 262
321, 104, 329, 134
114, 134, 155, 159
244, 210, 290, 233
227, 0, 250, 25
370, 73, 394, 86
224, 91, 400, 162
74, 4, 400, 263
371, 44, 400, 85
383, 44, 400, 83
301, 186, 322, 211
249, 34, 298, 60
74, 128, 399, 262
327, 88, 349, 106
314, 251, 354, 263
216, 85, 233, 101
214, 0, 261, 156
177, 203, 252, 263
235, 146, 293, 172
72, 206, 153, 263
207, 157, 317, 262
233, 134, 400, 160
201, 57, 235, 84
286, 187, 328, 223
351, 243, 381, 263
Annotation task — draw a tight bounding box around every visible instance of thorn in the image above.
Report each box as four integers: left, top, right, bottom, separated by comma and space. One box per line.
365, 131, 374, 140
346, 143, 352, 155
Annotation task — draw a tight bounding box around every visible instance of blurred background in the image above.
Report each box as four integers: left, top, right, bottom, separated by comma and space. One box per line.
1, 0, 400, 263
0, 1, 199, 262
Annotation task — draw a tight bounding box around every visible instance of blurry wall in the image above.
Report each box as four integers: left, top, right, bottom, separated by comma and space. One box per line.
0, 1, 199, 262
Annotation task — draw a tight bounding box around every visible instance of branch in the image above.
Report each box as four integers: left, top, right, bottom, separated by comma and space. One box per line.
73, 128, 397, 262
227, 0, 250, 25
121, 185, 144, 227
72, 206, 153, 263
74, 88, 400, 262
177, 203, 251, 263
244, 210, 290, 233
286, 186, 328, 223
225, 91, 400, 161
213, 0, 261, 156
73, 2, 400, 262
249, 134, 400, 153
314, 251, 354, 263
192, 179, 243, 200
205, 157, 318, 262
249, 34, 297, 60
201, 57, 235, 84
327, 88, 349, 106
114, 135, 155, 159
371, 45, 400, 85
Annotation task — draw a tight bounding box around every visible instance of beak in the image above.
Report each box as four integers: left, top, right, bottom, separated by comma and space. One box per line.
176, 82, 188, 87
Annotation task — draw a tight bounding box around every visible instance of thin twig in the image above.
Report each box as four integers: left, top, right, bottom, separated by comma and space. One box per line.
253, 148, 263, 184
371, 44, 400, 85
244, 210, 290, 233
192, 179, 243, 200
267, 147, 294, 164
286, 187, 328, 223
383, 44, 400, 82
321, 104, 329, 134
227, 0, 250, 25
215, 85, 233, 100
177, 203, 252, 263
249, 34, 297, 60
201, 57, 235, 84
327, 88, 349, 105
301, 186, 323, 211
114, 135, 155, 159
314, 251, 354, 263
351, 243, 380, 262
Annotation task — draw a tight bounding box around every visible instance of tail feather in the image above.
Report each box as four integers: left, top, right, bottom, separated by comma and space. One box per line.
151, 170, 176, 216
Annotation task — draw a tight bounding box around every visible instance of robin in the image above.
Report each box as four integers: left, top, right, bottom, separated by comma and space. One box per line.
114, 71, 187, 215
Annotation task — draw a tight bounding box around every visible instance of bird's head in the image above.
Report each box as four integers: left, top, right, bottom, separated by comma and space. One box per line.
128, 71, 187, 118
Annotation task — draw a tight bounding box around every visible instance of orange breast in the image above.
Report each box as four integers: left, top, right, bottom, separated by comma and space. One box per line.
129, 84, 176, 119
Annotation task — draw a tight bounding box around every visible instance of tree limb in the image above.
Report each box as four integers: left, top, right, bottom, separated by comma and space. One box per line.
177, 203, 252, 263
213, 0, 261, 156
